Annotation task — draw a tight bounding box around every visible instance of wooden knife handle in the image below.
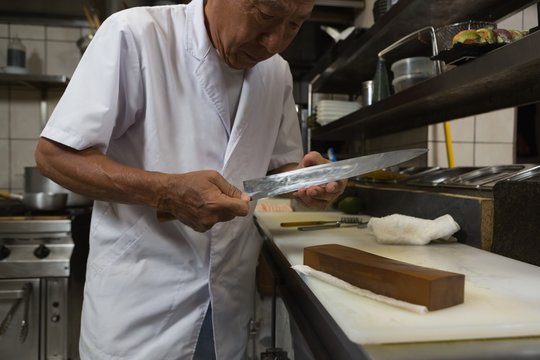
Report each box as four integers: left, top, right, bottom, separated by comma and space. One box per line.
280, 221, 335, 227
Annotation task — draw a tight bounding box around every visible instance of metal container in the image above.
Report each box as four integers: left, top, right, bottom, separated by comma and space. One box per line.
24, 167, 92, 208
442, 164, 535, 189
0, 191, 68, 211
362, 80, 374, 106
499, 165, 540, 182
405, 167, 479, 187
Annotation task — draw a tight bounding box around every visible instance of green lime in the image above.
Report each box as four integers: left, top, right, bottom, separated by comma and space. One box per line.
337, 196, 362, 214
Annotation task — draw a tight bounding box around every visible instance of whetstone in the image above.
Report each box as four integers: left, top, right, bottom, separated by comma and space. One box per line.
303, 244, 465, 310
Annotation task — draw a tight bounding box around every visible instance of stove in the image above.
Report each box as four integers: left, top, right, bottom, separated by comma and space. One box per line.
0, 209, 90, 360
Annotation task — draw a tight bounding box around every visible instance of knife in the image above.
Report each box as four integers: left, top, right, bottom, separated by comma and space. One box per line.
244, 148, 427, 200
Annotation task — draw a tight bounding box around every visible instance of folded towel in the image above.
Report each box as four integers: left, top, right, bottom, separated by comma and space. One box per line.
292, 265, 428, 314
367, 214, 460, 245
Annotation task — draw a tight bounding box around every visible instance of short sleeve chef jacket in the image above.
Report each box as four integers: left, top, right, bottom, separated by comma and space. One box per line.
40, 1, 303, 359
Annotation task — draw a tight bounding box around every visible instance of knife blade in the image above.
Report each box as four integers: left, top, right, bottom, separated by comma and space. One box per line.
244, 148, 427, 200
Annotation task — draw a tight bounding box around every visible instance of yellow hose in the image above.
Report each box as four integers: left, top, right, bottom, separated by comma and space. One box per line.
443, 121, 455, 168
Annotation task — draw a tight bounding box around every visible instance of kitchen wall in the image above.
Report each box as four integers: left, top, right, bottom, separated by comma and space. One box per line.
0, 23, 89, 192
356, 3, 539, 167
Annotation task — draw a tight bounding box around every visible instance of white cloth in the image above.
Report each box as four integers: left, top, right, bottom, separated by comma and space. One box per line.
292, 265, 428, 314
367, 214, 460, 245
41, 1, 303, 359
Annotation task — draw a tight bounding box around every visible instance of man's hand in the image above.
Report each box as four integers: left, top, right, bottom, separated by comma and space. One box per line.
157, 170, 251, 232
292, 151, 347, 210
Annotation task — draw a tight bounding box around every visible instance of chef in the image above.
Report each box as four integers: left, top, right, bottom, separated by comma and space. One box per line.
34, 0, 345, 359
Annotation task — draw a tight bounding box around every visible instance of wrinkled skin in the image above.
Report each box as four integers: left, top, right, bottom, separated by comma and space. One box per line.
204, 0, 314, 69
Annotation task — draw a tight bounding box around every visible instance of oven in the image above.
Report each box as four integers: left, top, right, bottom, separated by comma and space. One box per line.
0, 216, 75, 360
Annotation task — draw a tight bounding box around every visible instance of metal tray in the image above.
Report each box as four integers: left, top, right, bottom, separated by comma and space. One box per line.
441, 164, 535, 189
405, 167, 479, 187
497, 165, 540, 183
356, 166, 440, 184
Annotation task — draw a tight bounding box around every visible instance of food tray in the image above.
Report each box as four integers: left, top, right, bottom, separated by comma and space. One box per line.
404, 167, 479, 187
441, 165, 534, 190
496, 165, 540, 183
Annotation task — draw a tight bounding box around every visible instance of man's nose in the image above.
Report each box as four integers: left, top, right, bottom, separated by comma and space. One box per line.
259, 25, 290, 54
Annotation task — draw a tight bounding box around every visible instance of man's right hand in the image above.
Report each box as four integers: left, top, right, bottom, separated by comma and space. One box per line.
157, 170, 251, 232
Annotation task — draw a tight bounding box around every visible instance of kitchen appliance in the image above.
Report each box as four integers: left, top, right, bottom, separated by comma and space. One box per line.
244, 149, 427, 200
0, 216, 73, 359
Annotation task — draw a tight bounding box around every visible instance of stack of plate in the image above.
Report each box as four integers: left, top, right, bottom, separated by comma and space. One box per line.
316, 100, 361, 126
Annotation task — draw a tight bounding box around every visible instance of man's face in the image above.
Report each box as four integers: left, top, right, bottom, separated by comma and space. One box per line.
204, 0, 314, 69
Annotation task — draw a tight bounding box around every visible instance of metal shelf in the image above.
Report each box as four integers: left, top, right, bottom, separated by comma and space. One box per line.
0, 73, 69, 91
310, 29, 540, 141
307, 0, 538, 94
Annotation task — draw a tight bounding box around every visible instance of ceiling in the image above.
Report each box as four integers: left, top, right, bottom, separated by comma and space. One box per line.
0, 0, 364, 27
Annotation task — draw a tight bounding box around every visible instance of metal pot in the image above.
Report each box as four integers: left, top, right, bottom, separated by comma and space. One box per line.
24, 167, 93, 208
0, 191, 68, 211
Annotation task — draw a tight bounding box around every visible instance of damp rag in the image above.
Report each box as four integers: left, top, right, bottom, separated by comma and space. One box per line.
367, 214, 460, 245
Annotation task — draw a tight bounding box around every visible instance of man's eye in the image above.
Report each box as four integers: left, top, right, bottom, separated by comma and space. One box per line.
258, 9, 275, 20
289, 22, 300, 30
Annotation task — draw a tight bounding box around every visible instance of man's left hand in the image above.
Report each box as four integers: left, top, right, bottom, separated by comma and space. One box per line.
293, 151, 347, 210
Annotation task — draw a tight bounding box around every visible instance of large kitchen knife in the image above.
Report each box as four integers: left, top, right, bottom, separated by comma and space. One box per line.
244, 148, 427, 200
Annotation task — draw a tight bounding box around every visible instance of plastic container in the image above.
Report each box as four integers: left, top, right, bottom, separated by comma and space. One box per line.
392, 73, 431, 93
391, 57, 436, 78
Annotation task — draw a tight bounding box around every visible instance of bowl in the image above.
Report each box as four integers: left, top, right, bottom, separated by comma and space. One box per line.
392, 73, 432, 93
391, 57, 437, 78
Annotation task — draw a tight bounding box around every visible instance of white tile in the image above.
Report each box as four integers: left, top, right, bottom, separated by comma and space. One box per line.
46, 41, 81, 76
524, 4, 539, 30
474, 143, 515, 166
475, 108, 516, 143
428, 117, 475, 142
10, 139, 38, 189
46, 89, 64, 120
0, 139, 9, 189
428, 141, 474, 167
0, 24, 8, 38
0, 88, 8, 138
24, 39, 46, 75
9, 24, 46, 40
46, 26, 82, 41
9, 89, 43, 139
497, 11, 523, 29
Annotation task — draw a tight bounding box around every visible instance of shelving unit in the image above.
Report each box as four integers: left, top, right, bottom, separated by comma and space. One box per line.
306, 0, 539, 145
0, 72, 69, 127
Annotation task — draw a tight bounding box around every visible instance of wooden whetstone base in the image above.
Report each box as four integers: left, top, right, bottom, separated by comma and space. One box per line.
304, 244, 465, 311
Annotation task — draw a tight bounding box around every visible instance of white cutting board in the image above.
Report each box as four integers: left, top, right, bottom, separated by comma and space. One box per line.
255, 210, 540, 345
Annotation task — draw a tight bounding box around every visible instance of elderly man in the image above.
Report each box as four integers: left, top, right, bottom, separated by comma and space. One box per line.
35, 0, 344, 358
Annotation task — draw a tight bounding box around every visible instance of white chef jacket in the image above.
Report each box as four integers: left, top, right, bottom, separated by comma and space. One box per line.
40, 1, 303, 359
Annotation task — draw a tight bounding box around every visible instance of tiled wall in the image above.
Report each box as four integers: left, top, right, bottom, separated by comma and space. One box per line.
427, 6, 539, 167
354, 3, 539, 168
0, 23, 89, 191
